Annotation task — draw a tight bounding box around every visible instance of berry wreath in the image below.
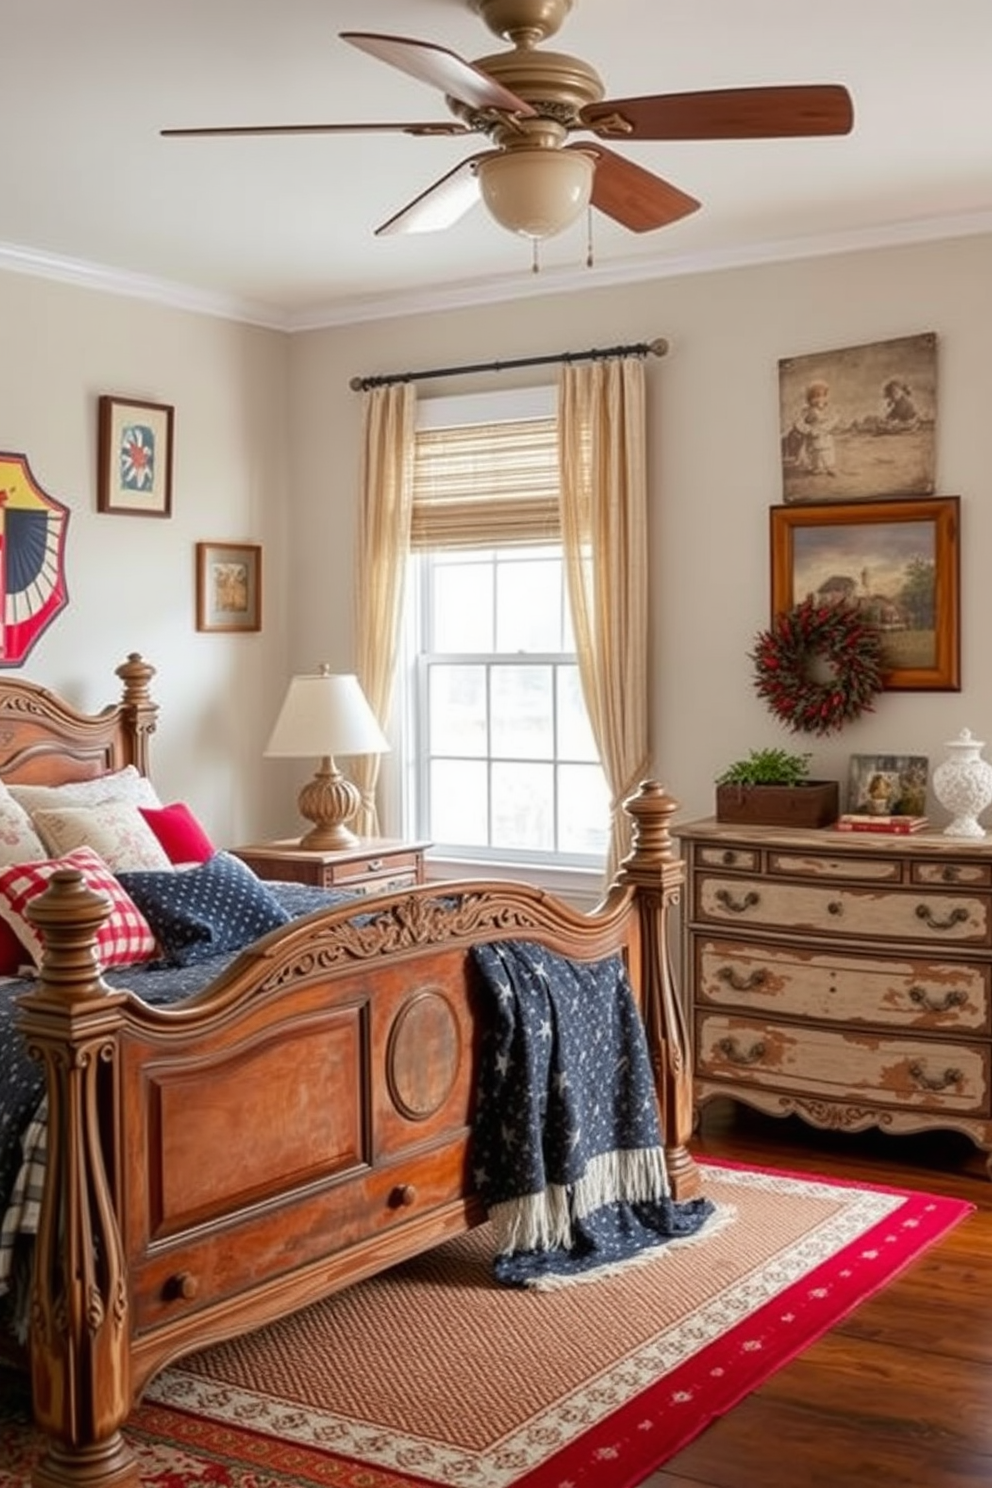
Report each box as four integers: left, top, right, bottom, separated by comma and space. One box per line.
751, 598, 886, 736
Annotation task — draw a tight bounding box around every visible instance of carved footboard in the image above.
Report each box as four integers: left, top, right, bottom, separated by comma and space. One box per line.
15, 779, 697, 1488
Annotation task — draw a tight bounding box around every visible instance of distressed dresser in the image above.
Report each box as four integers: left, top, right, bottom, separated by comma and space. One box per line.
676, 817, 992, 1175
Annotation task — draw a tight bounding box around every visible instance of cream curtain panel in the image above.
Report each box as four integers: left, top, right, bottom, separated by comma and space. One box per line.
352, 383, 415, 837
558, 358, 650, 882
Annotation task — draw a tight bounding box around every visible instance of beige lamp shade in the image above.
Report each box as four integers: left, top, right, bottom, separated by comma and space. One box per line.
476, 147, 594, 239
265, 668, 389, 851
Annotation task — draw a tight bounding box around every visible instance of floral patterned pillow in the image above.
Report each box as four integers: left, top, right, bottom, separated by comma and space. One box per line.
31, 800, 173, 872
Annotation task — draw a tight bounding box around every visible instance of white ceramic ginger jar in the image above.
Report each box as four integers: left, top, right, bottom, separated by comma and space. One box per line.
932, 728, 992, 839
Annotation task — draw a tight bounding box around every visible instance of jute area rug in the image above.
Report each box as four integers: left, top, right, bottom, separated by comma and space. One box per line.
0, 1160, 973, 1488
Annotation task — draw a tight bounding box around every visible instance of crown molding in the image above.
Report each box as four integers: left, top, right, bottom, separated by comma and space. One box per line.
3, 207, 992, 335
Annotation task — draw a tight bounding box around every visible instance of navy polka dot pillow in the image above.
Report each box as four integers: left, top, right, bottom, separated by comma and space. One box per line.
117, 851, 291, 967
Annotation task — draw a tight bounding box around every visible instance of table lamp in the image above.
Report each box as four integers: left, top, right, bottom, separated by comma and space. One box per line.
265, 667, 389, 851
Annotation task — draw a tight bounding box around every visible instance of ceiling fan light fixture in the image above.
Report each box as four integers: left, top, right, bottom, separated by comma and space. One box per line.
476, 147, 594, 239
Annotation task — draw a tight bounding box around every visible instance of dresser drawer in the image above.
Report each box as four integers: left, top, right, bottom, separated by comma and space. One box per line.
767, 850, 901, 884
695, 1011, 990, 1116
911, 860, 992, 888
695, 874, 991, 946
693, 936, 990, 1032
694, 843, 760, 873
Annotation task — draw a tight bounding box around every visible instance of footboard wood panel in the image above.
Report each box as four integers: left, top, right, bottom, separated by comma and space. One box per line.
15, 778, 698, 1488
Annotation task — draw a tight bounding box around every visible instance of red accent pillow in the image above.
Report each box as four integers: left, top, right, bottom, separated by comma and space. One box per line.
0, 846, 157, 972
138, 802, 215, 865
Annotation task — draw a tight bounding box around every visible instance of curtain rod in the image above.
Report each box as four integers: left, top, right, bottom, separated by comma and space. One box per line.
348, 336, 668, 392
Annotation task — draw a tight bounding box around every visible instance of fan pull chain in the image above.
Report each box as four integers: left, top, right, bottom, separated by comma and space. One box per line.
586, 207, 594, 269
532, 239, 540, 274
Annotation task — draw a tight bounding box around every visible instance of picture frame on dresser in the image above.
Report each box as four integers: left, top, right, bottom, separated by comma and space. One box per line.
770, 495, 960, 691
196, 541, 262, 633
97, 394, 174, 517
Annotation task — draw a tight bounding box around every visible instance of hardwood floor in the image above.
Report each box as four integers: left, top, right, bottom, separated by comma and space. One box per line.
641, 1101, 992, 1488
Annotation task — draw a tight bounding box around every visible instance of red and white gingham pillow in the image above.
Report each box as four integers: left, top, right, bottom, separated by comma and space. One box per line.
0, 845, 156, 972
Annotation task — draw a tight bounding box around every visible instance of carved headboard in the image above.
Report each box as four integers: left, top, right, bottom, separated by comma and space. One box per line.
0, 653, 158, 785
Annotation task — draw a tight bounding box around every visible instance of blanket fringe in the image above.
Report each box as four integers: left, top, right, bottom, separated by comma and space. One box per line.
488, 1146, 673, 1256
523, 1202, 738, 1291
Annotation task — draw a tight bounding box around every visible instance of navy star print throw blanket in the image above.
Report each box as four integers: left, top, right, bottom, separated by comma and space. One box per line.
471, 940, 715, 1288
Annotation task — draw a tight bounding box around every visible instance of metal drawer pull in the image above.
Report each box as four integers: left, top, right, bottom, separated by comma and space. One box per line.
715, 888, 760, 914
366, 859, 384, 872
722, 850, 739, 866
941, 865, 961, 882
915, 903, 969, 932
716, 1036, 766, 1065
827, 900, 843, 916
908, 986, 967, 1014
907, 1062, 963, 1092
717, 966, 768, 992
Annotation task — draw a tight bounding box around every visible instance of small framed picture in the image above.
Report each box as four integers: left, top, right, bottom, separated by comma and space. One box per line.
847, 754, 929, 816
97, 396, 174, 517
196, 542, 262, 633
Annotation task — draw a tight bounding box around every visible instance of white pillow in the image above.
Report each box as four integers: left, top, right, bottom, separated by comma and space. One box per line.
31, 800, 173, 872
8, 764, 161, 814
0, 795, 47, 867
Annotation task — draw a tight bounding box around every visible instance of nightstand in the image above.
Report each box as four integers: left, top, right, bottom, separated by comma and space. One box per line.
231, 837, 430, 897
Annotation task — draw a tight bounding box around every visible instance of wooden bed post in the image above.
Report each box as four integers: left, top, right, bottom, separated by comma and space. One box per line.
115, 654, 158, 778
16, 872, 138, 1488
616, 780, 700, 1200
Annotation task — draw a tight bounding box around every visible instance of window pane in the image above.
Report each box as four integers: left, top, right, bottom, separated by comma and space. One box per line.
492, 762, 554, 851
557, 666, 598, 761
491, 666, 554, 760
432, 558, 493, 651
558, 764, 610, 855
495, 557, 563, 651
430, 760, 489, 845
429, 666, 487, 756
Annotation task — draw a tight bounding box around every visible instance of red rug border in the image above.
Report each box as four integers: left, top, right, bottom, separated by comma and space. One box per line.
132, 1163, 976, 1488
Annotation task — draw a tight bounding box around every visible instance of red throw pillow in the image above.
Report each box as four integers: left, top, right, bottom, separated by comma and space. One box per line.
138, 802, 215, 865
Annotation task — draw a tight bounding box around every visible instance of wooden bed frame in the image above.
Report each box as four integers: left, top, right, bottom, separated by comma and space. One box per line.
2, 655, 700, 1488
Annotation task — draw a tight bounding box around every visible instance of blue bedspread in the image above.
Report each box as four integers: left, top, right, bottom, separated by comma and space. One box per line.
471, 940, 715, 1287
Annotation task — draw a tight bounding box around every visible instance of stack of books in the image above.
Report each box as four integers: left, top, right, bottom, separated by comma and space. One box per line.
833, 813, 930, 835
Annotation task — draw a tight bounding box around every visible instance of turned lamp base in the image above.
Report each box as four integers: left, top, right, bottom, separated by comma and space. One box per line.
296, 756, 361, 852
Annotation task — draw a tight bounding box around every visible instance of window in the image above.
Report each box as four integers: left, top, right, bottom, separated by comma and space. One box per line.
403, 390, 609, 867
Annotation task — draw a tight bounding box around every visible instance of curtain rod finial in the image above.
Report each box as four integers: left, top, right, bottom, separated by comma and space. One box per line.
648, 338, 669, 358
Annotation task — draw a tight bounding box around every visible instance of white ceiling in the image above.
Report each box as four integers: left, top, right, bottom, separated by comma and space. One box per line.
5, 0, 992, 329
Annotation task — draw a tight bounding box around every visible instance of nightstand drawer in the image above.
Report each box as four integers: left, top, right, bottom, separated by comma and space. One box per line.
324, 848, 423, 889
232, 839, 430, 893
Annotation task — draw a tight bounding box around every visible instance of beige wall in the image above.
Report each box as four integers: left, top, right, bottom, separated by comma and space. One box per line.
288, 233, 992, 829
0, 269, 292, 846
2, 231, 990, 849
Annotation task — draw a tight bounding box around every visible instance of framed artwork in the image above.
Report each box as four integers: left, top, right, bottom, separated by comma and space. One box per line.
196, 542, 262, 633
770, 496, 960, 691
97, 395, 174, 517
847, 754, 929, 816
778, 332, 936, 503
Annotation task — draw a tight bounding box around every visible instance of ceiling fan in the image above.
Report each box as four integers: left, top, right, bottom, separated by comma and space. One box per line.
162, 0, 854, 244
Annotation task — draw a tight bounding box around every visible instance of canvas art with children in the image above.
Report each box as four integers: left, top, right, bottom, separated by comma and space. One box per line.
778, 332, 937, 503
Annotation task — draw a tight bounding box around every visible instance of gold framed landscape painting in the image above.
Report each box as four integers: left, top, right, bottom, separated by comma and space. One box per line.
770, 496, 960, 691
778, 332, 936, 504
196, 542, 261, 633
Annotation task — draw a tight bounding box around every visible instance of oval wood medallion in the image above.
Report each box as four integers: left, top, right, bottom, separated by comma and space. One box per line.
387, 988, 461, 1121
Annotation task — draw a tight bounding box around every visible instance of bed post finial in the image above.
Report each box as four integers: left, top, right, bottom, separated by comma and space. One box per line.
616, 781, 699, 1200
17, 871, 138, 1488
115, 653, 158, 778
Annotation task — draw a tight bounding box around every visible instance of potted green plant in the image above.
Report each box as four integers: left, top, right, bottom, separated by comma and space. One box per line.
715, 748, 839, 827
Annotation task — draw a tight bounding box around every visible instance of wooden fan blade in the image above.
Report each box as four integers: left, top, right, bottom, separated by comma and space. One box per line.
577, 145, 700, 233
375, 154, 489, 236
341, 32, 536, 116
161, 121, 471, 138
581, 84, 854, 140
